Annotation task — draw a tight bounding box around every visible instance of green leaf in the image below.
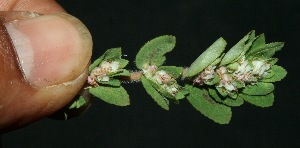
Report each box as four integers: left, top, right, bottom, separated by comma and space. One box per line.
242, 82, 274, 96
135, 35, 176, 69
234, 80, 245, 89
186, 85, 232, 124
102, 47, 122, 61
210, 54, 224, 66
234, 31, 256, 62
227, 62, 239, 71
244, 30, 256, 50
89, 48, 124, 73
146, 78, 177, 100
110, 69, 131, 77
115, 59, 129, 69
239, 93, 274, 107
228, 92, 238, 99
175, 89, 189, 100
98, 79, 121, 86
216, 87, 228, 97
89, 55, 104, 73
208, 88, 223, 102
247, 42, 284, 59
220, 31, 251, 66
209, 88, 244, 107
224, 97, 244, 107
184, 37, 226, 78
144, 72, 186, 102
89, 86, 130, 106
141, 76, 169, 110
263, 70, 275, 79
262, 65, 287, 82
158, 66, 183, 79
255, 42, 284, 59
69, 96, 87, 109
268, 58, 279, 65
248, 33, 266, 53
204, 73, 220, 85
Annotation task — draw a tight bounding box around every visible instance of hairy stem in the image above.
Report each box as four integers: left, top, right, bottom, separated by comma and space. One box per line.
119, 71, 143, 81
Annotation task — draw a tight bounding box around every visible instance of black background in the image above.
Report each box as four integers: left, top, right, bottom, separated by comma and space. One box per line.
3, 0, 300, 147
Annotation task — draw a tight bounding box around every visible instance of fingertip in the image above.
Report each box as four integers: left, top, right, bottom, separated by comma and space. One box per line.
5, 12, 92, 87
0, 12, 93, 131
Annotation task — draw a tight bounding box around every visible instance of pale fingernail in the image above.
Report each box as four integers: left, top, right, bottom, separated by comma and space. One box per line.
4, 13, 92, 88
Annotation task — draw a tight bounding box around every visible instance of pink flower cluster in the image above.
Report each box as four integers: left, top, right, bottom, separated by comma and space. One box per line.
88, 61, 120, 86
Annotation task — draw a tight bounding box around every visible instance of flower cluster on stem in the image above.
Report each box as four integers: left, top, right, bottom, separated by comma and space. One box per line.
88, 61, 120, 86
193, 56, 272, 95
143, 65, 181, 96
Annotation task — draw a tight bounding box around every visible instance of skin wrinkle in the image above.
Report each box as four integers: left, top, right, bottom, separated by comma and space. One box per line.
0, 0, 18, 11
0, 0, 65, 13
18, 68, 88, 128
40, 68, 88, 114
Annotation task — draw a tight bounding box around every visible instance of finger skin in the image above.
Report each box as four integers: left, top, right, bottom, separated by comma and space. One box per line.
0, 0, 65, 14
0, 1, 92, 132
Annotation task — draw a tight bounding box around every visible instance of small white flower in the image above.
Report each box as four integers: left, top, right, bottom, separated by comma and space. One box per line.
101, 61, 112, 71
100, 61, 121, 73
156, 70, 167, 76
170, 87, 178, 93
142, 65, 157, 78
203, 74, 214, 80
193, 66, 216, 85
153, 75, 163, 84
218, 79, 236, 92
223, 74, 233, 82
217, 66, 237, 92
224, 83, 236, 91
167, 85, 178, 94
203, 66, 215, 80
98, 75, 109, 82
252, 60, 271, 77
252, 61, 263, 73
142, 65, 180, 96
235, 61, 251, 75
218, 66, 227, 74
110, 61, 120, 72
153, 70, 172, 84
87, 61, 122, 86
92, 67, 103, 76
163, 84, 179, 95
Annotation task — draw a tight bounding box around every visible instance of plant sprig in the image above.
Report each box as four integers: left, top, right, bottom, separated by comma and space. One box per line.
68, 30, 287, 124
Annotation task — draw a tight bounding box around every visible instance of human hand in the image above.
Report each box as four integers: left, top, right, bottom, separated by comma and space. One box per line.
0, 0, 92, 132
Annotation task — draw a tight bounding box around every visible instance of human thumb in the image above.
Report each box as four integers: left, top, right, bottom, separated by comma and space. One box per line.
0, 12, 92, 132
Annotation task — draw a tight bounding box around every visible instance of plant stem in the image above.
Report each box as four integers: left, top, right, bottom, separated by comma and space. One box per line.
119, 71, 143, 82
119, 68, 189, 82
